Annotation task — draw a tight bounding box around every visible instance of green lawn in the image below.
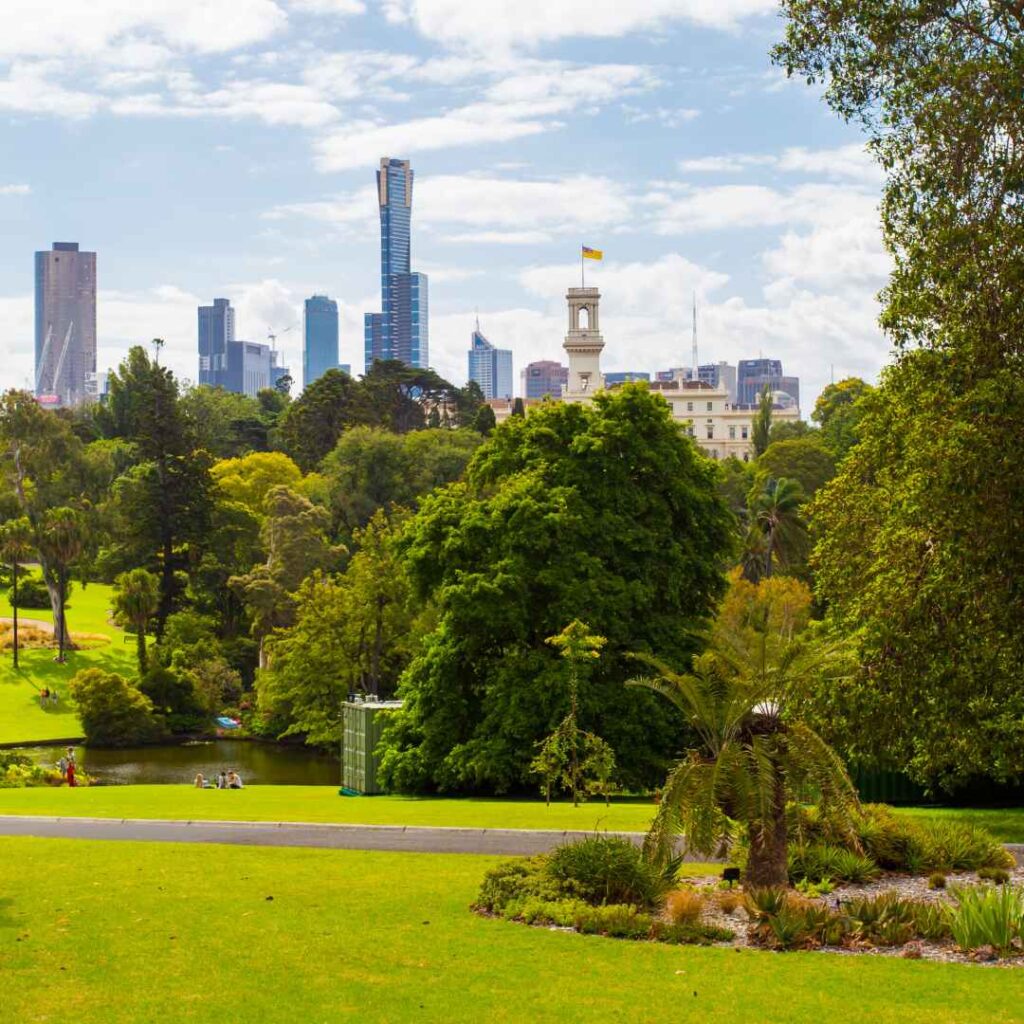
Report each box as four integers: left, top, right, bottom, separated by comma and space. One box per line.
0, 577, 135, 744
2, 785, 1023, 843
1, 837, 1021, 1023
0, 785, 661, 832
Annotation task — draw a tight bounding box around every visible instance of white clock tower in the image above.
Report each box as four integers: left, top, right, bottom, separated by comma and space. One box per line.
562, 286, 604, 399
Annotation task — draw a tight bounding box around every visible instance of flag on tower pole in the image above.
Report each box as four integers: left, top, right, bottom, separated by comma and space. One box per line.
581, 245, 603, 286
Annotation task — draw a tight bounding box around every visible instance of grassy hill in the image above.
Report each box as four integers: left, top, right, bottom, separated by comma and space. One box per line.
0, 574, 136, 744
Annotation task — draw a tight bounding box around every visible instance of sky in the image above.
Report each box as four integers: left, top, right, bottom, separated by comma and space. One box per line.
0, 0, 893, 411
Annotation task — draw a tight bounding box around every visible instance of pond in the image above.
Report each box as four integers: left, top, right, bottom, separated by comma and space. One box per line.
16, 739, 339, 786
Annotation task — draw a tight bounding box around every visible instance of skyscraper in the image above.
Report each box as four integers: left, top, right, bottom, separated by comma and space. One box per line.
521, 360, 568, 399
303, 294, 339, 389
467, 325, 513, 399
737, 358, 800, 407
34, 242, 97, 407
364, 157, 429, 370
198, 297, 235, 386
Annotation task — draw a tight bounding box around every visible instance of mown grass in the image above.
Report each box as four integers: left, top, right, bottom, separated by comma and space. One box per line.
0, 837, 1021, 1024
0, 576, 134, 744
2, 786, 1023, 844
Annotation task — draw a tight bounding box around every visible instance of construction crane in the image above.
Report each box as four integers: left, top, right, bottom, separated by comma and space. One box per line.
266, 323, 295, 354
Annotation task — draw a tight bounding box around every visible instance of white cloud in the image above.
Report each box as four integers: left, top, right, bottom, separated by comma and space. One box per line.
0, 0, 287, 60
678, 143, 883, 182
0, 61, 103, 118
678, 154, 774, 173
288, 0, 365, 13
385, 0, 776, 50
0, 183, 30, 195
443, 230, 553, 245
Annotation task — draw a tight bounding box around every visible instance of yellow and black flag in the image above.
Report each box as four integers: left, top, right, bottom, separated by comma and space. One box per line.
582, 246, 603, 260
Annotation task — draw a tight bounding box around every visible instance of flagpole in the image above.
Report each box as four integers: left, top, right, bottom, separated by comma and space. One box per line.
581, 246, 585, 288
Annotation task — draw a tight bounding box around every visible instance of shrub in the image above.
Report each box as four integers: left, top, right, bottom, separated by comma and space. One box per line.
474, 857, 569, 912
832, 849, 881, 884
573, 903, 653, 939
69, 668, 165, 747
844, 892, 917, 946
9, 576, 64, 610
653, 920, 735, 945
978, 867, 1012, 885
921, 823, 1014, 872
716, 890, 743, 914
948, 884, 1024, 954
928, 872, 947, 890
138, 666, 206, 735
744, 886, 789, 921
789, 843, 879, 885
665, 889, 704, 925
796, 877, 834, 898
910, 901, 952, 942
547, 836, 671, 909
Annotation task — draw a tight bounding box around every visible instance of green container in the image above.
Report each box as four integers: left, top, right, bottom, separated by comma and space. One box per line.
341, 700, 402, 795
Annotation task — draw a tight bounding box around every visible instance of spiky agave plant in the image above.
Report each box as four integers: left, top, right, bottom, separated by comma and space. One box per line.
629, 612, 859, 888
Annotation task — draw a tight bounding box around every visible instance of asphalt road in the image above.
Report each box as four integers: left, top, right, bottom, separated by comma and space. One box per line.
0, 814, 704, 858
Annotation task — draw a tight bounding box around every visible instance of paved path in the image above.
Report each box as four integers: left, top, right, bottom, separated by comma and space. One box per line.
0, 814, 703, 858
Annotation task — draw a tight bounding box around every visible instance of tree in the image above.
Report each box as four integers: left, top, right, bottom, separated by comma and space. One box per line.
775, 1, 1024, 788
473, 404, 497, 436
321, 427, 480, 541
276, 369, 369, 471
258, 511, 424, 744
139, 665, 205, 734
112, 568, 160, 674
811, 378, 873, 461
97, 347, 212, 635
754, 438, 835, 501
530, 621, 616, 807
69, 668, 165, 747
180, 386, 270, 458
377, 384, 734, 794
0, 517, 33, 668
751, 387, 773, 457
629, 581, 857, 887
511, 397, 526, 418
231, 486, 345, 669
768, 420, 816, 444
37, 507, 85, 663
751, 478, 806, 580
0, 391, 89, 637
211, 451, 311, 518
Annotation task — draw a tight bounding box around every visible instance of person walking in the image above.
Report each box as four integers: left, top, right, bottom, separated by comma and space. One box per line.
66, 760, 77, 787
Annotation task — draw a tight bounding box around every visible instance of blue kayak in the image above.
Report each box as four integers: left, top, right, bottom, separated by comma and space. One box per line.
215, 716, 241, 729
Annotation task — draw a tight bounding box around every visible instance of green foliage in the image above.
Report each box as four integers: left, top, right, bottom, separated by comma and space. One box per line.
472, 403, 496, 436
211, 451, 313, 518
978, 868, 1011, 885
0, 750, 65, 789
138, 665, 205, 734
379, 385, 734, 794
928, 872, 947, 891
546, 835, 672, 909
754, 439, 835, 501
112, 568, 160, 674
788, 843, 879, 885
8, 577, 52, 609
320, 427, 479, 541
748, 476, 806, 581
768, 420, 816, 445
809, 378, 873, 461
69, 668, 165, 747
631, 575, 857, 888
777, 2, 1024, 791
948, 885, 1024, 955
179, 386, 274, 459
751, 387, 773, 457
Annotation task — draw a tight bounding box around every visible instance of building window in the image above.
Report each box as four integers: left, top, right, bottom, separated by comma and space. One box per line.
741, 426, 749, 440
707, 402, 713, 412
687, 402, 693, 412
711, 449, 719, 459
706, 426, 714, 440
729, 425, 736, 440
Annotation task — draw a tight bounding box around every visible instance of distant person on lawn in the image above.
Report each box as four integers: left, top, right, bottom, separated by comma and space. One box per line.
217, 771, 228, 789
227, 771, 244, 789
66, 760, 77, 787
194, 773, 207, 789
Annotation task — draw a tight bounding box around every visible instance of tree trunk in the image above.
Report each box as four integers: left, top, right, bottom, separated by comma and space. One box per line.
39, 559, 74, 655
55, 571, 67, 664
744, 771, 789, 888
369, 594, 385, 698
136, 621, 148, 675
11, 560, 18, 669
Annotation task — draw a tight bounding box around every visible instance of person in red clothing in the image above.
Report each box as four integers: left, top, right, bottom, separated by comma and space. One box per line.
66, 760, 77, 787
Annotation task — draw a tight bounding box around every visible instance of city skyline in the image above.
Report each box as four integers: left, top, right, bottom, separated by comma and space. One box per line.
0, 2, 893, 411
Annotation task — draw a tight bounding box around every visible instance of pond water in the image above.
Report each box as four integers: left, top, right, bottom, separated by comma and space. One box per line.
17, 739, 339, 786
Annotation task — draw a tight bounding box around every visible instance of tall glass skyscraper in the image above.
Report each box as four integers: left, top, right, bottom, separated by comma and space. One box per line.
198, 297, 235, 386
364, 157, 429, 370
303, 294, 339, 389
467, 327, 513, 399
34, 242, 97, 408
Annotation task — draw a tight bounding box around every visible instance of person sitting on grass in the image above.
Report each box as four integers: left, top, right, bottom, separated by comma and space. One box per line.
217, 771, 228, 789
194, 773, 207, 789
227, 771, 244, 789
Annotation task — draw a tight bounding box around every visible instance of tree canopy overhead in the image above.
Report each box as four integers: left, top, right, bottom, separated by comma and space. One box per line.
377, 384, 734, 794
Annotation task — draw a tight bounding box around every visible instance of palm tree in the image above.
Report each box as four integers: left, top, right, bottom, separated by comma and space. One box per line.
752, 477, 805, 578
113, 568, 160, 674
37, 507, 84, 664
0, 517, 34, 668
629, 611, 857, 888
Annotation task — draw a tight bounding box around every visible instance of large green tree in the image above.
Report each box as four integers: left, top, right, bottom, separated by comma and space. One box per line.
811, 378, 873, 462
112, 568, 160, 674
98, 347, 212, 635
377, 384, 734, 794
753, 439, 835, 501
776, 0, 1024, 788
0, 516, 33, 668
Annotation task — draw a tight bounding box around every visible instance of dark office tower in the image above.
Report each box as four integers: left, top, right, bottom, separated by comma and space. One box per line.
520, 360, 569, 400
364, 157, 429, 371
198, 298, 236, 386
737, 358, 800, 408
303, 294, 339, 389
34, 242, 97, 408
